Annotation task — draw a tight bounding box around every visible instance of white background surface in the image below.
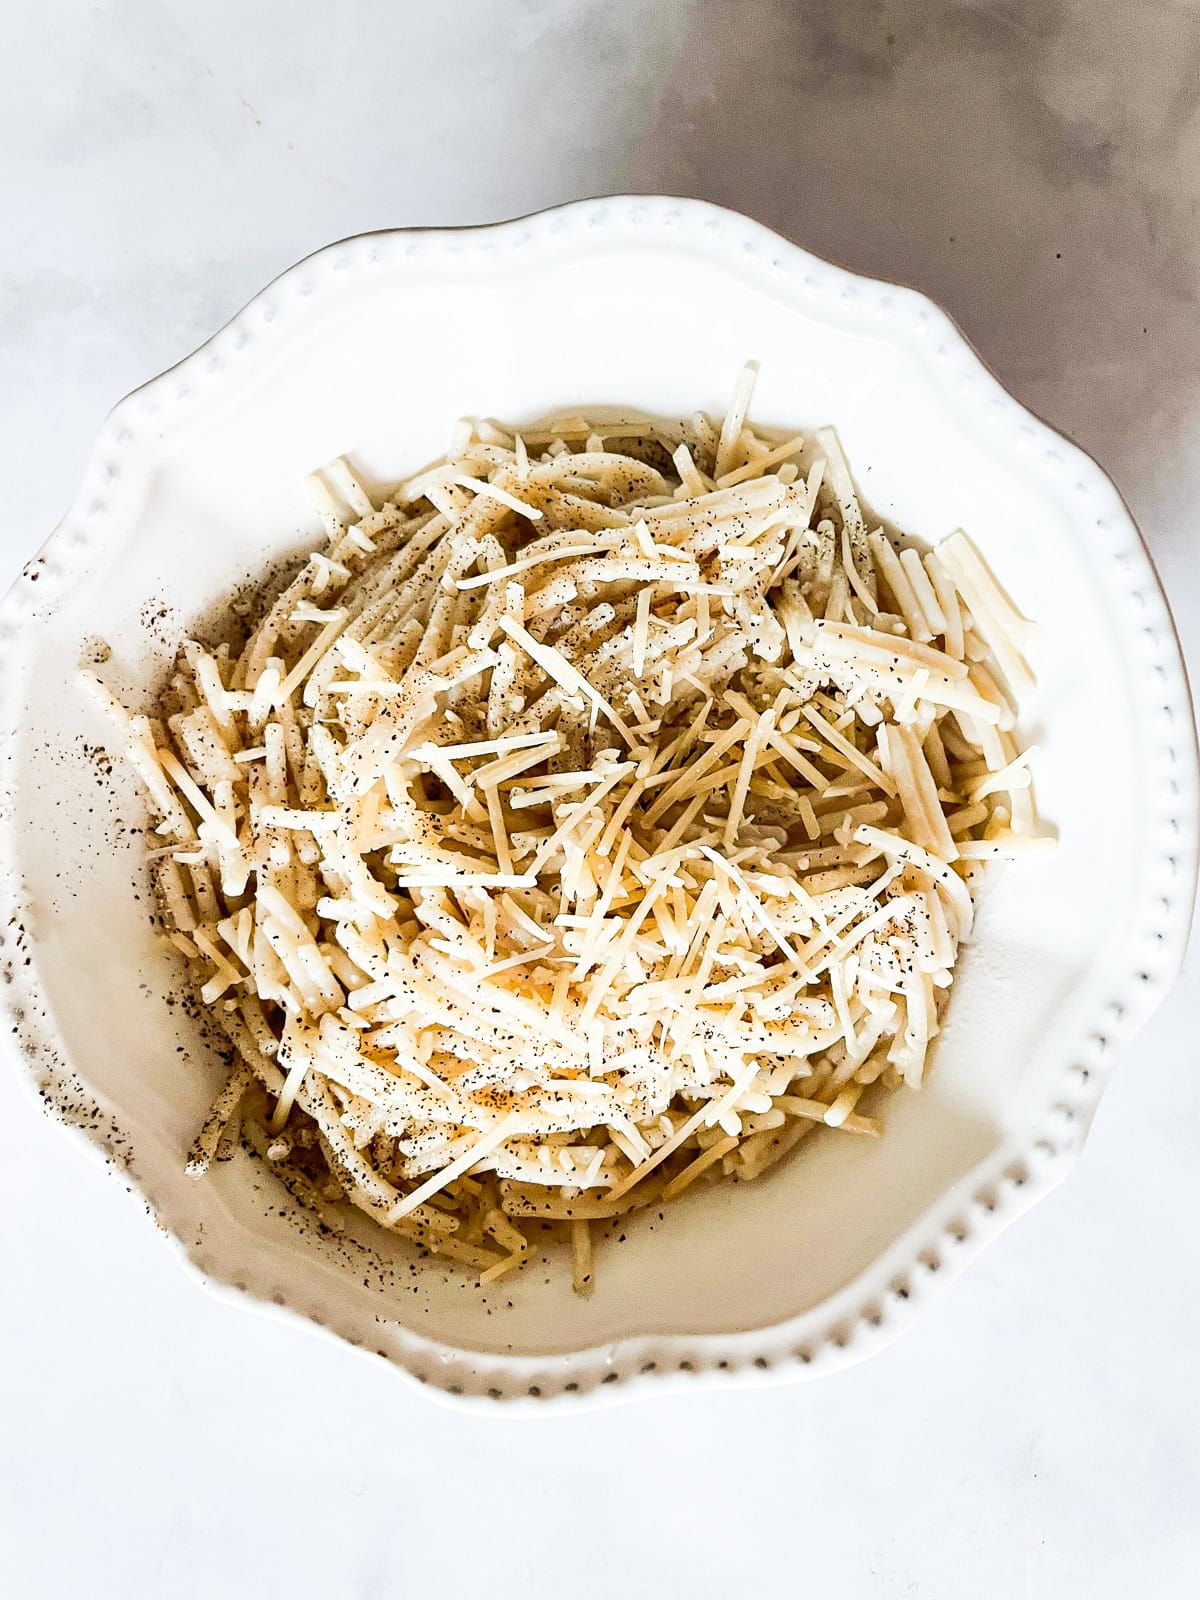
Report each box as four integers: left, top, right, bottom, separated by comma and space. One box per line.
2, 4, 1198, 1595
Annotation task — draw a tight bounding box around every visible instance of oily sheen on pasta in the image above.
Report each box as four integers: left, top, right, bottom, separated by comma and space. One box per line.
88, 368, 1047, 1292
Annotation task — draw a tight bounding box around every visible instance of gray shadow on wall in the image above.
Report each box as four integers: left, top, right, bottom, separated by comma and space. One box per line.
630, 0, 1200, 561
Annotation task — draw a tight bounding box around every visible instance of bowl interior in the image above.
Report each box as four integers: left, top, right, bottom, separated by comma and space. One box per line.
6, 215, 1159, 1361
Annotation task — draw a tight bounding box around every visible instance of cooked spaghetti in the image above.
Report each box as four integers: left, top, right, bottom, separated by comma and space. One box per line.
86, 367, 1049, 1292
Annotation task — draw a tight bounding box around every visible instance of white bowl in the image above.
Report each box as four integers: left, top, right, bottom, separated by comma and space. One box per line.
2, 197, 1195, 1409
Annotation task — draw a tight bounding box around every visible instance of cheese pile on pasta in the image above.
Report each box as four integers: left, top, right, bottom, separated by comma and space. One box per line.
87, 368, 1048, 1292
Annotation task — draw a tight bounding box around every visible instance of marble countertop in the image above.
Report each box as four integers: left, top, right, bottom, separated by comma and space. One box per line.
2, 3, 1197, 1595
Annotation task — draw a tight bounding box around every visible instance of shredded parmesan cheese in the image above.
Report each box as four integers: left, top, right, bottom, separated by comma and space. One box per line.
90, 368, 1049, 1293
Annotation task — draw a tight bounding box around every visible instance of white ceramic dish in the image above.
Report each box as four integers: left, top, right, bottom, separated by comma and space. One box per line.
1, 196, 1195, 1410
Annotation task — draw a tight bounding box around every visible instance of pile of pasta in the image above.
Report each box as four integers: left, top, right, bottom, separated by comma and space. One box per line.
88, 368, 1048, 1292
